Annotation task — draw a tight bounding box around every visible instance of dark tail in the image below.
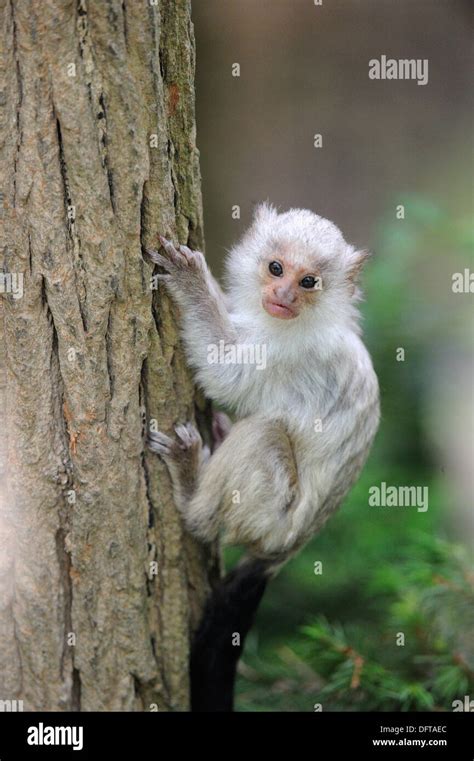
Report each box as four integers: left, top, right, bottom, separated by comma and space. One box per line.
190, 557, 270, 712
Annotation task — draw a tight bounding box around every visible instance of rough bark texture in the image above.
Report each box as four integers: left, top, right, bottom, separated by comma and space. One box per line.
0, 0, 216, 711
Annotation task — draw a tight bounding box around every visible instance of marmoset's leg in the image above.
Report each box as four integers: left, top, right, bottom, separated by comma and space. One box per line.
148, 416, 300, 557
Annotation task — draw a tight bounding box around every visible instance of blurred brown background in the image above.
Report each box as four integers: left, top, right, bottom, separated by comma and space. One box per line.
193, 0, 472, 271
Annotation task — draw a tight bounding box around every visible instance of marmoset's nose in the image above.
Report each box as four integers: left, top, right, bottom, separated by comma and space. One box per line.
274, 280, 297, 303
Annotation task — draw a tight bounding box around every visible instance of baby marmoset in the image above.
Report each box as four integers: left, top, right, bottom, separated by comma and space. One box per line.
147, 204, 380, 572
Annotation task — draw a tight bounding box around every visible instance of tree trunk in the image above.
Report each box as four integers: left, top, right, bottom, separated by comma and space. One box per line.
0, 0, 216, 711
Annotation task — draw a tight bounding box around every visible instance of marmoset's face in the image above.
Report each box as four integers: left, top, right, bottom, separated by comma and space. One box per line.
260, 255, 322, 320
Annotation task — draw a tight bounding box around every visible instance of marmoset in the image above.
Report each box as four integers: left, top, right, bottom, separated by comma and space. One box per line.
146, 204, 380, 574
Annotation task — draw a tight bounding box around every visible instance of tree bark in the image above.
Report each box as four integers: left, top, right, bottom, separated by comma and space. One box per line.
0, 0, 216, 711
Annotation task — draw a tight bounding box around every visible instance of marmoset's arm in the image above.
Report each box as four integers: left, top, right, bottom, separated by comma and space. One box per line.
147, 237, 244, 402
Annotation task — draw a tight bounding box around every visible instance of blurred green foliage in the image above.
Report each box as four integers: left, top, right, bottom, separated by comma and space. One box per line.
230, 198, 474, 711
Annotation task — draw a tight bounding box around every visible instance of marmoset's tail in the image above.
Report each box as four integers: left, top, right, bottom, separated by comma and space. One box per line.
190, 557, 274, 712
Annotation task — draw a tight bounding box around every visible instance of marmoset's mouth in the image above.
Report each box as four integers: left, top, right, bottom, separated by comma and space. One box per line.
263, 300, 297, 319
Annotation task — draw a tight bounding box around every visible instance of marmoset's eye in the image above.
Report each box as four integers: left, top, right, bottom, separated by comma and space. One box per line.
300, 275, 317, 289
268, 261, 283, 277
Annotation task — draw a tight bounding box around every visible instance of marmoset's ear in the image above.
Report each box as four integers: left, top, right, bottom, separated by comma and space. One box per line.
345, 247, 372, 297
346, 247, 372, 283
